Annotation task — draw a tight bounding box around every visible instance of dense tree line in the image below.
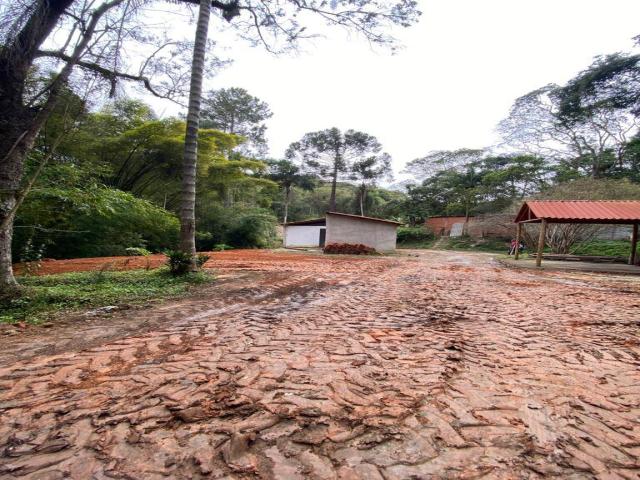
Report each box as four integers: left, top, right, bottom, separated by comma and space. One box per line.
11, 85, 402, 262
0, 0, 421, 289
12, 39, 640, 264
1, 0, 637, 285
402, 42, 640, 224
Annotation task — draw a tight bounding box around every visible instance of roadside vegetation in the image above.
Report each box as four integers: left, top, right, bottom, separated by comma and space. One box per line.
1, 0, 638, 294
396, 227, 436, 249
570, 240, 632, 258
432, 237, 508, 253
0, 269, 213, 324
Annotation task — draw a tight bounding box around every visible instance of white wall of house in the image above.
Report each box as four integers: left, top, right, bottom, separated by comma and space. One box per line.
284, 225, 324, 247
325, 214, 398, 252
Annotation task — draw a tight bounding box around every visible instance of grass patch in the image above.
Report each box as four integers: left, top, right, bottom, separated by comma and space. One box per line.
396, 227, 436, 249
434, 236, 509, 253
1, 267, 214, 324
397, 239, 437, 249
571, 240, 632, 257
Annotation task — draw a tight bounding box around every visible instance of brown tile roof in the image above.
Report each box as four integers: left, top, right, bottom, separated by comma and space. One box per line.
515, 200, 640, 224
283, 218, 326, 226
326, 211, 402, 225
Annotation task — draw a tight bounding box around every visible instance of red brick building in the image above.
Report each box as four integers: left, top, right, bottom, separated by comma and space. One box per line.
425, 216, 471, 236
425, 214, 514, 238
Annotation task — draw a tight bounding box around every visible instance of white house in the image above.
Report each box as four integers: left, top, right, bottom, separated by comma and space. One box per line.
283, 212, 400, 252
282, 217, 327, 248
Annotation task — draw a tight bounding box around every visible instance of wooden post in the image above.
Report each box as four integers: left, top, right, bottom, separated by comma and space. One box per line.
514, 222, 522, 260
630, 223, 638, 266
536, 219, 547, 268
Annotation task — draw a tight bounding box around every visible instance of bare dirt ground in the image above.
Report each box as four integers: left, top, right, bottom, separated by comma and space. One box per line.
1, 249, 639, 479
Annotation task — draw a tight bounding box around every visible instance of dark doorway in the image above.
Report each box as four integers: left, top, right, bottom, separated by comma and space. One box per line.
319, 228, 326, 247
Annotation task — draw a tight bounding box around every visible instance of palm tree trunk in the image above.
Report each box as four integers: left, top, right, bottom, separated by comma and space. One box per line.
180, 0, 210, 269
359, 184, 366, 216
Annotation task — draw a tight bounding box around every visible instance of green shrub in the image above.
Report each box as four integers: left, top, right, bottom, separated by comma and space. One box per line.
212, 244, 233, 251
226, 211, 277, 248
196, 254, 210, 267
165, 250, 193, 276
195, 205, 278, 250
571, 240, 631, 257
14, 186, 179, 260
396, 227, 434, 246
437, 237, 508, 252
165, 251, 211, 276
125, 247, 151, 256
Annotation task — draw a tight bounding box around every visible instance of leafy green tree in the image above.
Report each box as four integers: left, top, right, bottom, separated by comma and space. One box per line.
99, 120, 237, 209
350, 153, 393, 216
14, 185, 179, 259
267, 160, 317, 223
499, 79, 638, 179
51, 101, 241, 211
201, 87, 273, 156
404, 153, 550, 227
286, 128, 387, 212
204, 157, 277, 208
1, 0, 420, 288
357, 187, 405, 221
476, 155, 550, 211
557, 53, 640, 122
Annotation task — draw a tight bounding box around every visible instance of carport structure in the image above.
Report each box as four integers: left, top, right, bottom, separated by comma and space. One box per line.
514, 200, 640, 267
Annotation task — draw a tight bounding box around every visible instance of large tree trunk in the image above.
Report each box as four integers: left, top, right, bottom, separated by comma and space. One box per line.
329, 162, 339, 212
0, 0, 86, 291
180, 0, 211, 268
0, 197, 17, 290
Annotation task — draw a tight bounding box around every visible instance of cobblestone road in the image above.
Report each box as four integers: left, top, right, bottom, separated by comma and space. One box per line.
1, 250, 639, 479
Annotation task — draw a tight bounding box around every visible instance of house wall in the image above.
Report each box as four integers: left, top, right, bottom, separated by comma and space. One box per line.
325, 214, 397, 252
284, 225, 324, 247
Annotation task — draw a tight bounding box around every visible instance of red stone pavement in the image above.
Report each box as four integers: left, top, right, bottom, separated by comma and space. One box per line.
1, 249, 639, 479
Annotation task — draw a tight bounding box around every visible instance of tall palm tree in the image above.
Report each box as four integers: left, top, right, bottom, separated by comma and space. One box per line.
180, 0, 211, 269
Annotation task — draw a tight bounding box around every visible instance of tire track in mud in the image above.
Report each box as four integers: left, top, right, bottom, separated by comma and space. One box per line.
0, 250, 639, 479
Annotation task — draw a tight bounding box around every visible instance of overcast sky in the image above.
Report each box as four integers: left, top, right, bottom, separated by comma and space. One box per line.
146, 0, 640, 179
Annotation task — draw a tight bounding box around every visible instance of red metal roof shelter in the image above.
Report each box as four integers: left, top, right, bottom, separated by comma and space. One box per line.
513, 200, 640, 267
